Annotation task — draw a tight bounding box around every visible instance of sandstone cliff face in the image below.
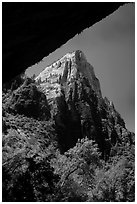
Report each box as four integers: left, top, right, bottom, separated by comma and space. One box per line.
36, 50, 133, 155
36, 50, 101, 100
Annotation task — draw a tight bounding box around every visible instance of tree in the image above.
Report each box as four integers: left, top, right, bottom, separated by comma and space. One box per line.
91, 145, 135, 202
2, 127, 59, 202
51, 138, 102, 201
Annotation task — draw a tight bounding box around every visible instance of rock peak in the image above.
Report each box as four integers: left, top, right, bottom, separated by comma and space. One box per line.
60, 50, 87, 64
35, 51, 102, 100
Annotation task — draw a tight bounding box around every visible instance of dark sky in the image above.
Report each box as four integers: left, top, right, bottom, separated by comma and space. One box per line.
26, 3, 135, 132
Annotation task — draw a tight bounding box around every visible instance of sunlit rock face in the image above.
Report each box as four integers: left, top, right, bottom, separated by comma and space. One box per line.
36, 50, 101, 100
36, 50, 132, 155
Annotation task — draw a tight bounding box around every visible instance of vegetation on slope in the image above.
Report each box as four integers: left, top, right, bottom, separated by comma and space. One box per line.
2, 76, 135, 201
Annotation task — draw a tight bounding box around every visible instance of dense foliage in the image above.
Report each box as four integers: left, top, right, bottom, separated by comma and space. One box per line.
2, 77, 135, 201
3, 77, 50, 120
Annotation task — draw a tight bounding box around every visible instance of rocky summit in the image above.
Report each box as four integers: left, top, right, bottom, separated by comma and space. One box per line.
36, 50, 102, 100
35, 50, 133, 155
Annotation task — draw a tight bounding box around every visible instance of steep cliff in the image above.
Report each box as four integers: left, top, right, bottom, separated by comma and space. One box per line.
36, 50, 132, 156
